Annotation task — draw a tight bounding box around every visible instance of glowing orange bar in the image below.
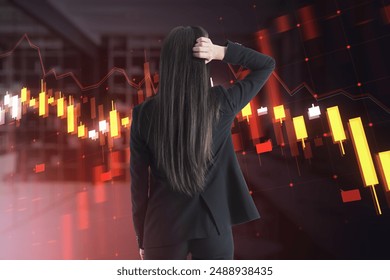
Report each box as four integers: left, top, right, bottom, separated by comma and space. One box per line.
326, 106, 346, 142
78, 123, 86, 138
326, 106, 346, 155
57, 97, 64, 117
273, 105, 285, 124
21, 87, 27, 103
349, 117, 378, 186
29, 98, 36, 107
39, 91, 47, 117
109, 109, 120, 138
349, 117, 381, 215
121, 117, 130, 127
67, 104, 75, 133
293, 115, 308, 149
378, 151, 390, 192
241, 103, 252, 121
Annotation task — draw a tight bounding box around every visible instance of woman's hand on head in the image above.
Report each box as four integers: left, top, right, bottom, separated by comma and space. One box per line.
193, 37, 226, 63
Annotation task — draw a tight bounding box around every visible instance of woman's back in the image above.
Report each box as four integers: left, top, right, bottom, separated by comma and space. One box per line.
130, 30, 275, 258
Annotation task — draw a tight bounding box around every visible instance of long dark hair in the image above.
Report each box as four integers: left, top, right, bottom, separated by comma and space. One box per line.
141, 26, 221, 196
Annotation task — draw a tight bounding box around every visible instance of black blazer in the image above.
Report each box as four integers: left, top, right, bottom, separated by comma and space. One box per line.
130, 41, 275, 249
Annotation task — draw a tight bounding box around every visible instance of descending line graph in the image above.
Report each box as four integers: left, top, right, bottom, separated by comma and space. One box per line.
0, 34, 150, 91
272, 72, 390, 114
1, 33, 389, 115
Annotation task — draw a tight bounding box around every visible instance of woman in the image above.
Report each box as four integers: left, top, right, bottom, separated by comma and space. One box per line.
130, 26, 275, 260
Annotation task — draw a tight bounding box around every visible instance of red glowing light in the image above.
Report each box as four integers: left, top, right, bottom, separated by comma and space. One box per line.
368, 122, 373, 127
101, 171, 112, 182
357, 82, 362, 87
336, 10, 341, 14
333, 174, 338, 180
305, 57, 309, 62
35, 163, 45, 173
256, 140, 273, 154
346, 45, 351, 49
341, 189, 361, 203
296, 23, 301, 27
289, 182, 294, 187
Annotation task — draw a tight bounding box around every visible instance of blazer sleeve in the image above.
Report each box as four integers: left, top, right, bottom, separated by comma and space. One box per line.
221, 40, 276, 115
130, 106, 150, 249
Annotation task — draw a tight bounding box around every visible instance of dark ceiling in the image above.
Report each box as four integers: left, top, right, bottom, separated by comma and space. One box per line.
45, 0, 285, 44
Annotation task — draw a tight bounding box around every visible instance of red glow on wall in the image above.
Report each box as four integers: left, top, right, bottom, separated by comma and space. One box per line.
248, 101, 263, 141
381, 5, 390, 24
77, 191, 89, 230
284, 109, 299, 157
110, 151, 123, 178
61, 214, 73, 260
274, 14, 292, 33
137, 89, 144, 103
298, 5, 319, 40
255, 29, 281, 107
93, 165, 106, 203
232, 133, 243, 152
303, 142, 312, 159
273, 121, 285, 146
